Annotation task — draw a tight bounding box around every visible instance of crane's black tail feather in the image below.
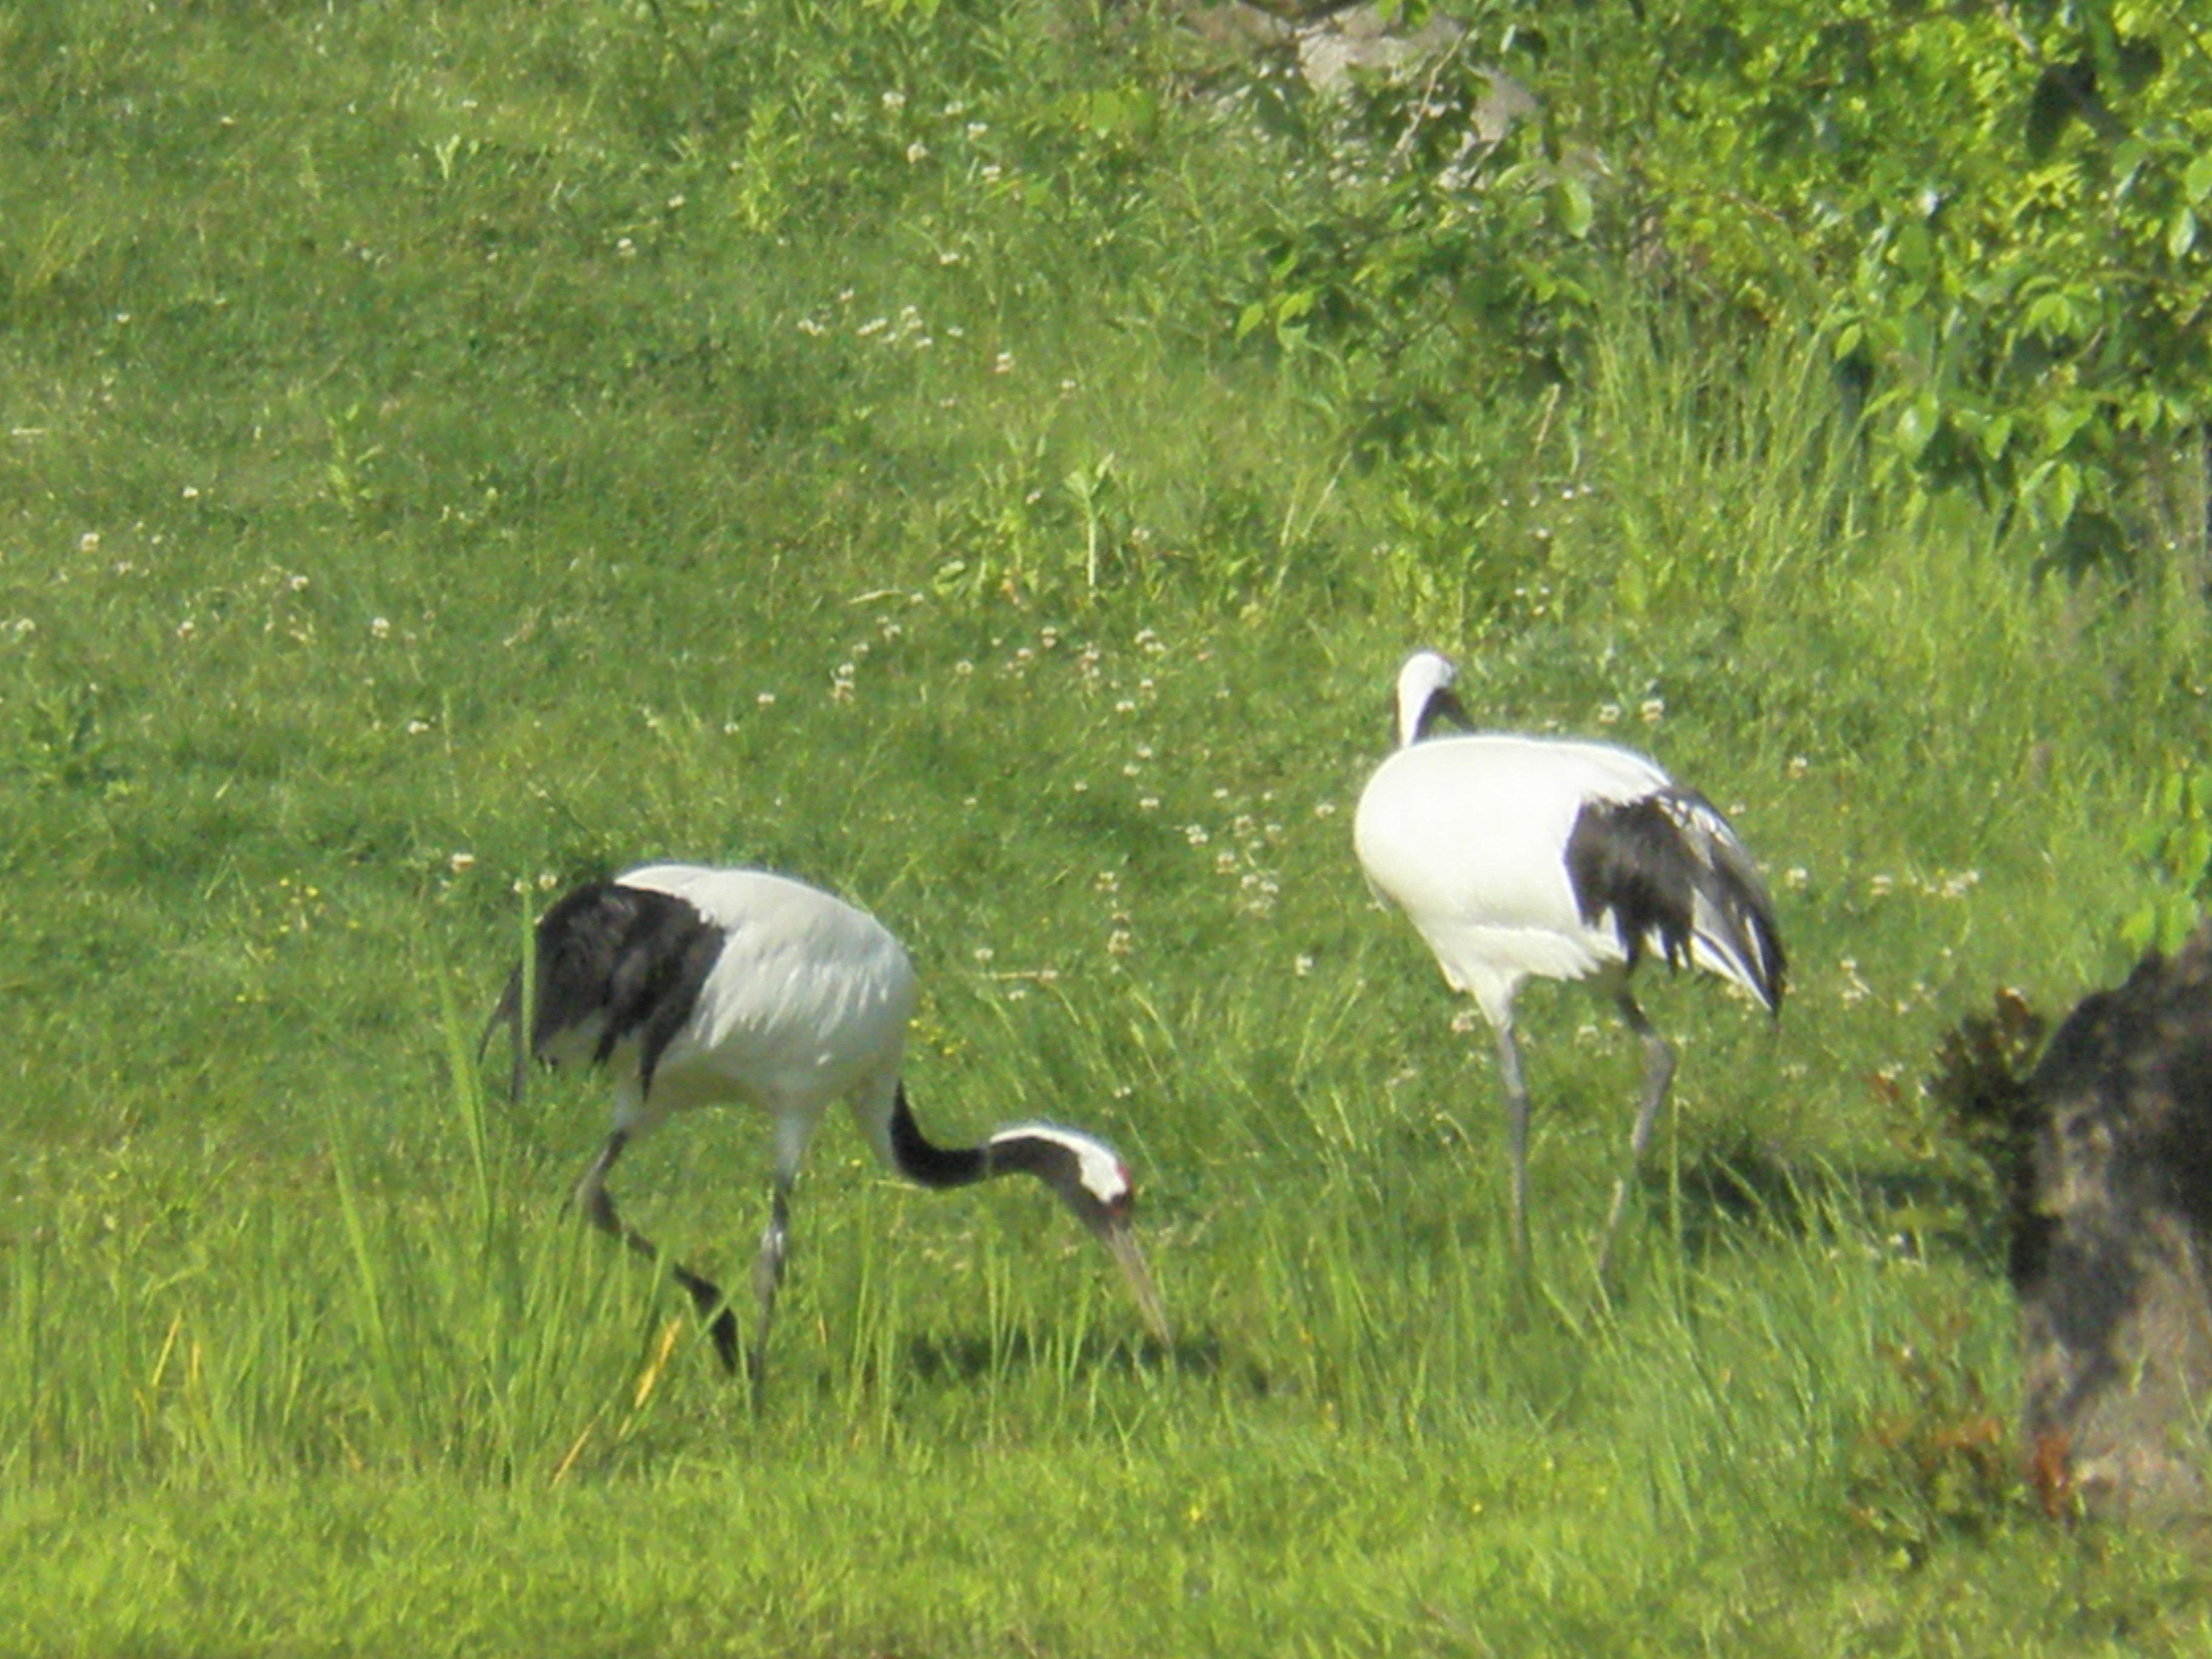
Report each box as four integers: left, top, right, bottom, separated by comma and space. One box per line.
1566, 787, 1786, 1013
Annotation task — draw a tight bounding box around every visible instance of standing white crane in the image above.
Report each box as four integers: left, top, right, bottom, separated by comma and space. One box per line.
483, 863, 1171, 1384
1353, 651, 1785, 1270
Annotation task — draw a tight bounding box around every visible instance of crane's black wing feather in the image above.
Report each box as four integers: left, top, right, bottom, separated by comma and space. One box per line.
526, 882, 726, 1098
1564, 789, 1785, 1010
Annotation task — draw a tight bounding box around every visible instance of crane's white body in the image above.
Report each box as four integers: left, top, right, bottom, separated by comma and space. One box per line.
1357, 736, 1669, 1023
605, 865, 917, 1175
1356, 737, 1773, 1027
1353, 651, 1783, 1269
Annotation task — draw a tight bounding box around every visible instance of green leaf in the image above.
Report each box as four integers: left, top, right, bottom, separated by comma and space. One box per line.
2188, 152, 2212, 205
1892, 396, 1939, 463
1890, 221, 1932, 279
2168, 207, 2198, 263
2045, 461, 2081, 525
1553, 176, 1594, 240
2039, 401, 2097, 452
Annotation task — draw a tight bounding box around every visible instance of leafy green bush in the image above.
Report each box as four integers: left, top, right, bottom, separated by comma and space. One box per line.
1628, 0, 2208, 568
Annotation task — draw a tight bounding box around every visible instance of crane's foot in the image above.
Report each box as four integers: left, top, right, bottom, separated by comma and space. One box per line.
705, 1307, 742, 1375
670, 1265, 742, 1375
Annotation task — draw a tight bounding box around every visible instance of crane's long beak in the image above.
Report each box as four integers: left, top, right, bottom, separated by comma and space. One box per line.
1092, 1213, 1172, 1349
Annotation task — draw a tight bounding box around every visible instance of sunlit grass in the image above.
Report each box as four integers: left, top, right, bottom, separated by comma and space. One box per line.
5, 0, 2211, 1653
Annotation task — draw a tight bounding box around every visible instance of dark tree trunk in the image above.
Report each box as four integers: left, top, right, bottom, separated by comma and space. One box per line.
2013, 925, 2212, 1524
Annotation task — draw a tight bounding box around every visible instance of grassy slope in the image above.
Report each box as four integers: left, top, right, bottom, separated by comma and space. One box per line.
4, 1, 2211, 1652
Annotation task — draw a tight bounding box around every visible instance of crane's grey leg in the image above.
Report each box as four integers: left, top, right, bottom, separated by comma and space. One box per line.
575, 1129, 741, 1372
746, 1177, 794, 1395
574, 1128, 643, 1248
1493, 1021, 1533, 1258
1600, 989, 1676, 1276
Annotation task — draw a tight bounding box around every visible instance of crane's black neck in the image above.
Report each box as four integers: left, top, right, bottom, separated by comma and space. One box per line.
1415, 683, 1472, 742
888, 1084, 991, 1190
889, 1085, 1078, 1194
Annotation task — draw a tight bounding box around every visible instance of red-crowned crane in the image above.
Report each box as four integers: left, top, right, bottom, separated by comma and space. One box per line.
484, 863, 1171, 1384
1353, 651, 1785, 1271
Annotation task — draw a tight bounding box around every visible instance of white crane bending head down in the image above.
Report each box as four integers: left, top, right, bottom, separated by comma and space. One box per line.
1353, 651, 1785, 1270
482, 864, 1171, 1383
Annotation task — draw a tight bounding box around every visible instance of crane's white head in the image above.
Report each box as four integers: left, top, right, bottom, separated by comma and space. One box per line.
1394, 649, 1470, 748
988, 1123, 1171, 1348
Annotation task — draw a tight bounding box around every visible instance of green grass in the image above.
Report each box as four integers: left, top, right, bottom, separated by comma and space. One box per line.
5, 1, 2212, 1652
